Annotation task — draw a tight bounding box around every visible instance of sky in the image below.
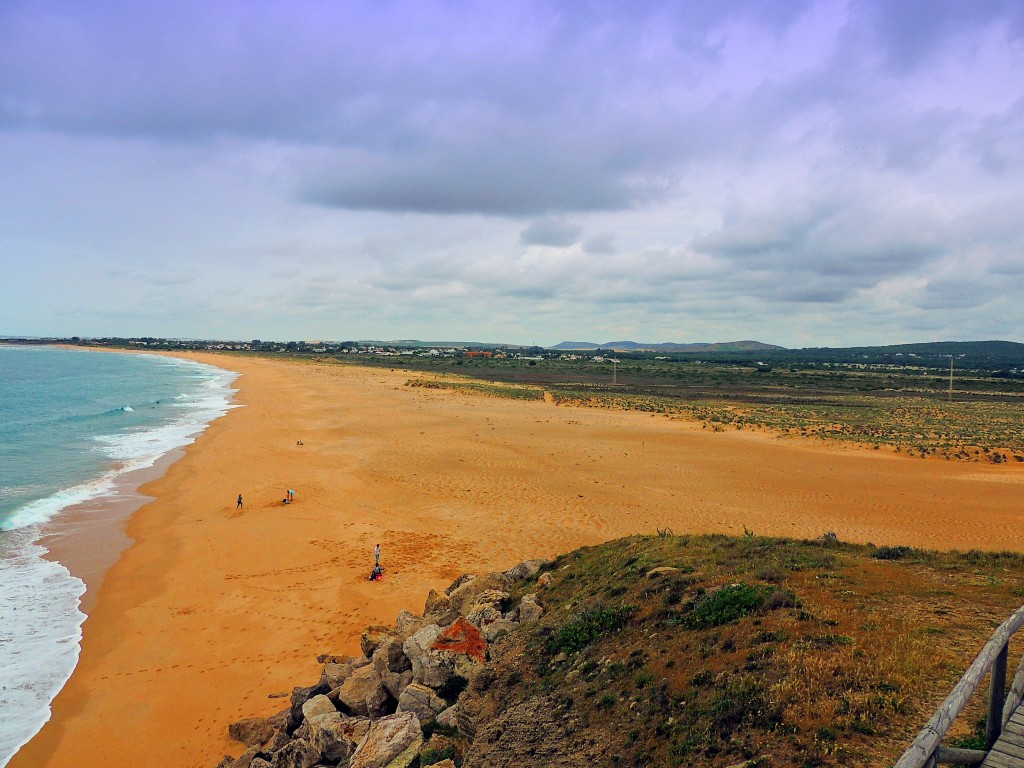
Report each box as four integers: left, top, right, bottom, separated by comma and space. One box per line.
1, 0, 1023, 347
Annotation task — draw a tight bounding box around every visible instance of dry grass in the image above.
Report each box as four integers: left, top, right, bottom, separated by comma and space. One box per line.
453, 533, 1024, 767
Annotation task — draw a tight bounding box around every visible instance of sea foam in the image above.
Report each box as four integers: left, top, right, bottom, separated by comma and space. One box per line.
0, 530, 86, 765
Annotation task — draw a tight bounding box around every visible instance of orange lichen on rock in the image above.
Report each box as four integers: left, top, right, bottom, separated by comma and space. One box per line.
431, 617, 487, 663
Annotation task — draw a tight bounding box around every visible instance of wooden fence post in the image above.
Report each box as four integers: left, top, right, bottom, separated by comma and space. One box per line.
986, 642, 1009, 749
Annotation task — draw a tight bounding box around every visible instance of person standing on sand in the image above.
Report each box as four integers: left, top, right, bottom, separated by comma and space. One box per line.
237, 494, 243, 509
375, 543, 380, 567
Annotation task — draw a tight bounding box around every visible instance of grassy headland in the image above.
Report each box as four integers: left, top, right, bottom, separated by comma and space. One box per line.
443, 532, 1024, 767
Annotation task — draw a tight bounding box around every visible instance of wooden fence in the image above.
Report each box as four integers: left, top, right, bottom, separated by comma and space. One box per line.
895, 604, 1024, 767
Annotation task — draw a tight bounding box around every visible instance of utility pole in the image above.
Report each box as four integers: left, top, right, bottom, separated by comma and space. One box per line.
948, 356, 954, 404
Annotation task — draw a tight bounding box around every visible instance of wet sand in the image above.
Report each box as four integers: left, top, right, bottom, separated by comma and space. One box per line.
12, 352, 1024, 767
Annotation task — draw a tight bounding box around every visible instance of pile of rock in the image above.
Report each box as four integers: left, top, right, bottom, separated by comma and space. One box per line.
216, 559, 552, 768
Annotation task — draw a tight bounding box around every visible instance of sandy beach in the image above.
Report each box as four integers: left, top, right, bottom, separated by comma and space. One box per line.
12, 352, 1024, 768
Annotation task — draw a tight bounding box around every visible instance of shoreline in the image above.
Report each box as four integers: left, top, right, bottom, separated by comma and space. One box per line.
12, 352, 1024, 768
37, 447, 185, 614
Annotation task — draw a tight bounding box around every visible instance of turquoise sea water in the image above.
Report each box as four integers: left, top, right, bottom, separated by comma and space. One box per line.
0, 346, 237, 766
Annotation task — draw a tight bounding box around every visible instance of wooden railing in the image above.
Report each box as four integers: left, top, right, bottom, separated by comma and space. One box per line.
895, 604, 1024, 767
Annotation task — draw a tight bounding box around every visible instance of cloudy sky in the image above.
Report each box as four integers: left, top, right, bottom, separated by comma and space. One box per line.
2, 0, 1022, 346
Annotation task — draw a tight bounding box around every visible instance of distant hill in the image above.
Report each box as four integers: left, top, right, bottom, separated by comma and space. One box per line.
770, 340, 1024, 369
548, 339, 784, 353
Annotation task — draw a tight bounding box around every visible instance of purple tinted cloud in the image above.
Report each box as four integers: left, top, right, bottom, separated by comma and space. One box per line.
0, 0, 1022, 344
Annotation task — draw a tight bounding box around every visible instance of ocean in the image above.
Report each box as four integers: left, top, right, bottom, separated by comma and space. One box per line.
0, 346, 237, 766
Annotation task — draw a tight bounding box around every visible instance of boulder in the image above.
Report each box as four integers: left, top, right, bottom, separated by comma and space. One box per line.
337, 663, 391, 718
320, 655, 371, 689
403, 624, 448, 688
366, 678, 393, 718
373, 638, 415, 699
425, 761, 456, 768
464, 590, 509, 630
229, 717, 277, 748
423, 589, 458, 626
395, 611, 424, 637
397, 683, 448, 725
300, 694, 336, 722
503, 559, 551, 581
289, 683, 329, 727
402, 618, 492, 692
350, 711, 423, 768
224, 747, 261, 768
517, 593, 544, 623
291, 721, 310, 742
435, 705, 458, 731
306, 712, 364, 764
482, 618, 518, 642
374, 636, 412, 674
249, 760, 272, 768
537, 572, 553, 588
404, 618, 486, 688
361, 625, 397, 659
432, 617, 488, 667
444, 574, 476, 595
446, 573, 510, 617
377, 666, 414, 701
269, 738, 320, 768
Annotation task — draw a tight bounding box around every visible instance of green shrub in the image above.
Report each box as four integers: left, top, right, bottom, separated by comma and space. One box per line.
548, 606, 633, 654
683, 583, 782, 628
873, 545, 914, 560
420, 744, 459, 766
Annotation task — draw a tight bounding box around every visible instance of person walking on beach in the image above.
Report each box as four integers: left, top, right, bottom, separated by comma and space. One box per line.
375, 543, 380, 567
237, 494, 243, 509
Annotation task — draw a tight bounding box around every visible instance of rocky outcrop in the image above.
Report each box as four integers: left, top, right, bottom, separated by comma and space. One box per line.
517, 593, 544, 622
219, 557, 553, 768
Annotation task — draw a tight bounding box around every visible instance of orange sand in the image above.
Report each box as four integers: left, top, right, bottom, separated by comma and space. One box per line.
12, 353, 1024, 767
